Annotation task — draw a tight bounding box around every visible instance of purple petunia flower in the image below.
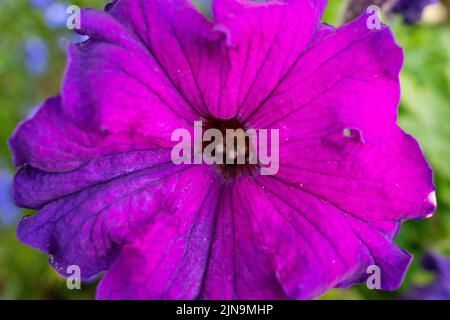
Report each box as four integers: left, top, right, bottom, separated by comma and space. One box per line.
9, 0, 436, 299
403, 252, 450, 300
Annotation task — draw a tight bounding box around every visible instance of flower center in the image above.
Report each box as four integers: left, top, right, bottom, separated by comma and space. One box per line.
203, 117, 257, 179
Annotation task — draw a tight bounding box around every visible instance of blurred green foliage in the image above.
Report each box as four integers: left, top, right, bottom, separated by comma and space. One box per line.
0, 0, 448, 300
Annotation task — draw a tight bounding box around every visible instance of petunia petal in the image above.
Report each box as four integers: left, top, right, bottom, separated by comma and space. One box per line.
13, 149, 173, 209
248, 14, 403, 144
211, 0, 326, 119
106, 0, 326, 119
9, 1, 437, 301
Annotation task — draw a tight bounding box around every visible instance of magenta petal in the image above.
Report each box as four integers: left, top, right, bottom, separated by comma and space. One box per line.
62, 8, 196, 140
9, 97, 159, 172
13, 149, 173, 209
96, 165, 221, 299
236, 175, 412, 299
198, 186, 287, 300
249, 14, 403, 144
98, 183, 287, 300
106, 0, 325, 119
17, 164, 213, 280
277, 127, 436, 237
8, 0, 437, 300
106, 0, 219, 117
211, 0, 326, 119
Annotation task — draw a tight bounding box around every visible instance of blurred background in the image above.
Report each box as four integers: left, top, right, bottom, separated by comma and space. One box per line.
0, 0, 448, 299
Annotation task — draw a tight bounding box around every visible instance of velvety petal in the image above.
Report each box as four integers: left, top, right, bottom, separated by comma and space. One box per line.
106, 0, 325, 119
277, 127, 436, 237
105, 0, 217, 117
247, 14, 403, 144
392, 0, 438, 24
9, 0, 437, 301
96, 165, 223, 299
62, 8, 196, 140
17, 164, 215, 280
9, 97, 160, 172
211, 0, 326, 119
13, 149, 173, 209
236, 175, 412, 299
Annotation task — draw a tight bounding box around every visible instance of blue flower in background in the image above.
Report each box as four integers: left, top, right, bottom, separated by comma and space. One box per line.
404, 252, 450, 300
29, 0, 68, 29
24, 37, 48, 75
0, 169, 20, 227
